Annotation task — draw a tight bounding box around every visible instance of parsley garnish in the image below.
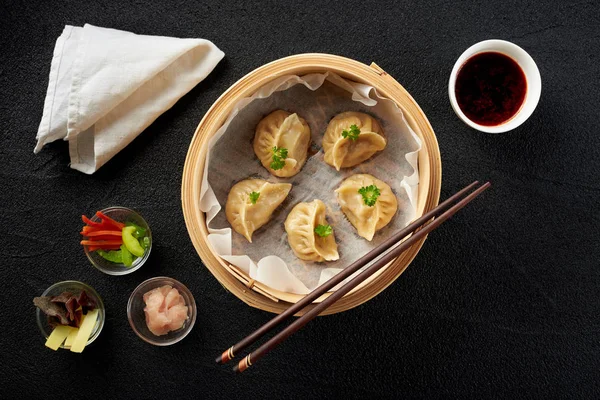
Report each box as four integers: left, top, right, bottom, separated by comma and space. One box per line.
314, 224, 333, 237
248, 191, 260, 205
270, 146, 288, 170
341, 124, 361, 141
358, 185, 381, 207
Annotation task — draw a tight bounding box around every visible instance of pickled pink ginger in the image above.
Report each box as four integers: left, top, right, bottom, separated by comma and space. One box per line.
143, 285, 188, 336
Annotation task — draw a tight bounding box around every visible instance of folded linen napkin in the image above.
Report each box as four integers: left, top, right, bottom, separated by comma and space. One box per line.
34, 24, 224, 174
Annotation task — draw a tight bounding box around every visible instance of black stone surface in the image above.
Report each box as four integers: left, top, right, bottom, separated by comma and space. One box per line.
2, 1, 599, 398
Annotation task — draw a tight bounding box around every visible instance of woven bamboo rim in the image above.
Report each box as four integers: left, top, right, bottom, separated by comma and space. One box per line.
181, 53, 442, 315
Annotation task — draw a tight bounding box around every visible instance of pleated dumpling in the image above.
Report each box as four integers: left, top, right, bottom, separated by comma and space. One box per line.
253, 110, 311, 177
335, 174, 398, 241
322, 112, 386, 170
225, 179, 292, 243
284, 199, 339, 262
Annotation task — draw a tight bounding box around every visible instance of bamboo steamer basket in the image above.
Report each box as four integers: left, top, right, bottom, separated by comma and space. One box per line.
182, 54, 441, 315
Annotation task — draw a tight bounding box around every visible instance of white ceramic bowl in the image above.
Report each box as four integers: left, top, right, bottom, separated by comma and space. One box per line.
448, 39, 541, 133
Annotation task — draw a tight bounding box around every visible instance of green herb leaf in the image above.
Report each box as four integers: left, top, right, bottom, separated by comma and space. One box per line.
358, 185, 381, 207
314, 224, 333, 237
249, 191, 260, 205
341, 124, 361, 141
270, 146, 288, 170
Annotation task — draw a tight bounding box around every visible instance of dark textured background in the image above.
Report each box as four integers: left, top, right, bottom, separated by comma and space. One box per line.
2, 0, 599, 398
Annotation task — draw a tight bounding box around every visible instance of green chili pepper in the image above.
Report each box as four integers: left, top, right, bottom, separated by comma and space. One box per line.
122, 226, 145, 257
140, 236, 150, 250
125, 221, 147, 238
97, 249, 123, 264
120, 244, 134, 267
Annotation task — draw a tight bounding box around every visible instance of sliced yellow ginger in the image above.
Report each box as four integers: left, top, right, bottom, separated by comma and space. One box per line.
64, 326, 80, 347
70, 309, 98, 353
45, 325, 75, 351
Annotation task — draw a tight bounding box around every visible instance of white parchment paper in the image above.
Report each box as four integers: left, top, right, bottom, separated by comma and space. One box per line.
199, 73, 421, 294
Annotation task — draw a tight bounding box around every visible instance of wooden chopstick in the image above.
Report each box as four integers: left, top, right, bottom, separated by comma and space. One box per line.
226, 181, 490, 373
216, 180, 486, 367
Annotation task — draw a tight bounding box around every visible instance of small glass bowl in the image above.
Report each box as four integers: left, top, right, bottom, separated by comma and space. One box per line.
36, 280, 105, 349
127, 277, 197, 346
83, 206, 152, 276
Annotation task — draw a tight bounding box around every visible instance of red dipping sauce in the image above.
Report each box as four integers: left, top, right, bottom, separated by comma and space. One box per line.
455, 52, 527, 126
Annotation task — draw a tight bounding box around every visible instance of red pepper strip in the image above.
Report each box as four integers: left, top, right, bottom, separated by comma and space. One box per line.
95, 211, 125, 230
87, 244, 121, 251
85, 230, 122, 237
81, 240, 123, 246
82, 215, 120, 232
82, 215, 102, 227
84, 235, 123, 242
87, 221, 119, 231
81, 225, 117, 236
98, 244, 122, 250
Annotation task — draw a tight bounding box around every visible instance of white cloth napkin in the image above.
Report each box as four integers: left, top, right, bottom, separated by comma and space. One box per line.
34, 24, 225, 174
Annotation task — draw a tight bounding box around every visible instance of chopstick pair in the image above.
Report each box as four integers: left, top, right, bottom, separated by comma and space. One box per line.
216, 180, 491, 373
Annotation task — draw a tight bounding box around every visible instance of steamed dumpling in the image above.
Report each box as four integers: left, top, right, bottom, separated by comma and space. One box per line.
253, 110, 311, 177
226, 179, 292, 242
284, 199, 339, 262
335, 174, 398, 241
322, 112, 386, 170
